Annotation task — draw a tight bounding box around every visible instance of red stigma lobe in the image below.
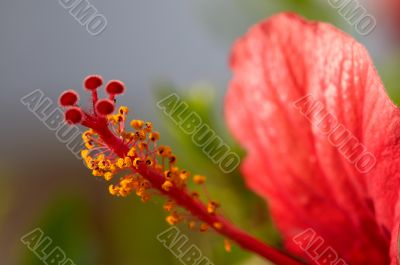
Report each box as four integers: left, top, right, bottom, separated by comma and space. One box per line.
59, 90, 79, 106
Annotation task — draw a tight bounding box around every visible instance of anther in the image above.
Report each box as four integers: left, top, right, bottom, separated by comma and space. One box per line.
149, 132, 160, 141
213, 222, 223, 230
193, 175, 206, 185
224, 240, 232, 253
130, 120, 144, 130
162, 180, 173, 191
144, 122, 153, 132
200, 223, 209, 232
207, 201, 220, 214
133, 157, 143, 169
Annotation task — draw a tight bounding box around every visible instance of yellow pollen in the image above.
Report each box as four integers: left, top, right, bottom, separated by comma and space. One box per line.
134, 130, 146, 141
213, 222, 223, 230
124, 157, 132, 167
162, 180, 173, 191
127, 147, 136, 157
117, 158, 125, 168
145, 158, 154, 167
130, 120, 144, 130
92, 169, 103, 177
207, 201, 220, 214
119, 106, 128, 115
149, 132, 160, 141
188, 221, 196, 230
193, 175, 206, 185
138, 142, 148, 150
81, 149, 89, 159
163, 200, 175, 212
85, 141, 94, 149
166, 214, 180, 225
179, 170, 190, 181
224, 240, 232, 253
141, 193, 151, 202
109, 185, 118, 195
169, 155, 177, 164
157, 146, 172, 157
144, 122, 153, 132
104, 172, 113, 181
133, 157, 143, 169
200, 223, 209, 232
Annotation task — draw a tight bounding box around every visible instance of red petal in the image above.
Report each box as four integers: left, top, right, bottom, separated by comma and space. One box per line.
225, 13, 400, 264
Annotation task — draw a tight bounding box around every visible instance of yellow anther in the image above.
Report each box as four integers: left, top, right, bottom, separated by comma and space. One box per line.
133, 157, 143, 169
81, 149, 89, 159
119, 106, 129, 115
122, 132, 134, 141
207, 201, 220, 214
83, 129, 93, 136
104, 172, 113, 181
124, 157, 132, 167
82, 130, 93, 141
188, 221, 196, 230
130, 120, 144, 130
85, 141, 94, 149
133, 130, 146, 141
141, 193, 151, 203
164, 170, 175, 180
144, 122, 153, 132
120, 178, 132, 188
107, 114, 116, 123
136, 188, 145, 197
119, 189, 129, 197
224, 240, 232, 253
110, 164, 118, 173
200, 223, 209, 232
166, 214, 180, 225
213, 222, 223, 230
157, 146, 171, 157
92, 169, 103, 177
96, 154, 105, 161
109, 185, 119, 195
149, 131, 160, 141
140, 180, 151, 189
84, 156, 93, 169
138, 142, 148, 150
115, 114, 125, 122
98, 160, 111, 170
127, 147, 136, 157
169, 155, 177, 164
145, 158, 154, 167
163, 200, 175, 212
117, 158, 125, 168
179, 170, 190, 181
193, 175, 206, 185
162, 180, 173, 191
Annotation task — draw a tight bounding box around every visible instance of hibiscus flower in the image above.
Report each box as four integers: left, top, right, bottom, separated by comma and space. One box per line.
225, 12, 400, 265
